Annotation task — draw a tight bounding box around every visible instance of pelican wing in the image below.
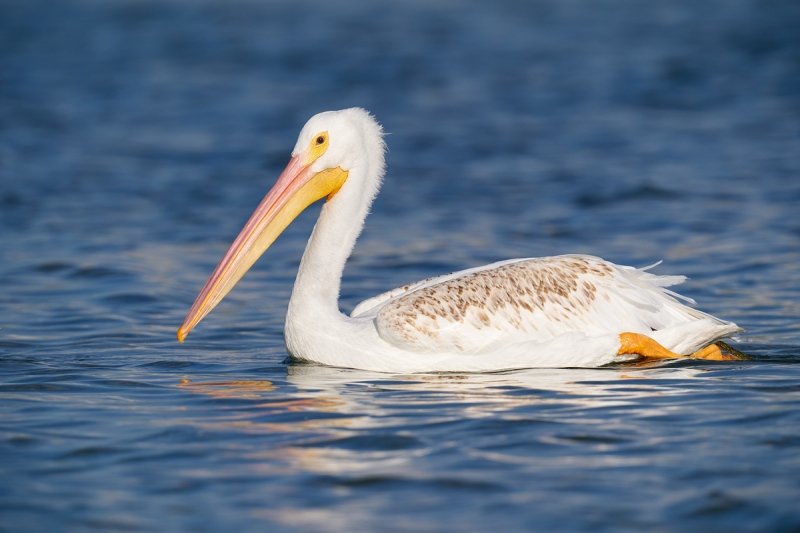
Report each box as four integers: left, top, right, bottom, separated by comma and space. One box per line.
350, 260, 526, 318
351, 274, 452, 318
369, 255, 735, 354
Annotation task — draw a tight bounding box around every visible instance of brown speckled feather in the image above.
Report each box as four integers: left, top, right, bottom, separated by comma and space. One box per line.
369, 255, 702, 354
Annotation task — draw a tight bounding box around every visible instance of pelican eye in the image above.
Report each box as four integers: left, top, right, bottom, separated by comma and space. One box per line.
307, 131, 329, 163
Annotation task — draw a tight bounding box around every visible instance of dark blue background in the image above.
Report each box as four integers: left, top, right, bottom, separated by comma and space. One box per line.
2, 1, 799, 531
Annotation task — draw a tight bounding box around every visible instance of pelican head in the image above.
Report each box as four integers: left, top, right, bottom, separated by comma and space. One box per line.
178, 108, 385, 342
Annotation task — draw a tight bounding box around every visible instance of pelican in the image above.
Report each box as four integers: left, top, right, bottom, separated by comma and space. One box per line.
178, 108, 743, 373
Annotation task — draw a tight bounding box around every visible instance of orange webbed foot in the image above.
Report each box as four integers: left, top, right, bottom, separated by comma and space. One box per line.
618, 333, 746, 362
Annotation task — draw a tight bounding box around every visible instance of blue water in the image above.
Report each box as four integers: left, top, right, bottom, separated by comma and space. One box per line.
2, 0, 800, 531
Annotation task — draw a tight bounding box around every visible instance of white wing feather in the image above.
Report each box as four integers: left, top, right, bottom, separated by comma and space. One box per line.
353, 255, 740, 355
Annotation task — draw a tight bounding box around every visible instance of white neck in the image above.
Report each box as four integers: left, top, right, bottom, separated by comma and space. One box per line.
283, 110, 386, 362
285, 154, 383, 341
288, 185, 366, 318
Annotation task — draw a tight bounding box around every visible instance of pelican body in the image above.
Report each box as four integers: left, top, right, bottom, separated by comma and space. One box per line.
178, 108, 742, 372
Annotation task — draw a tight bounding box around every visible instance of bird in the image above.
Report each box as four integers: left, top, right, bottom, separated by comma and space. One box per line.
177, 108, 743, 373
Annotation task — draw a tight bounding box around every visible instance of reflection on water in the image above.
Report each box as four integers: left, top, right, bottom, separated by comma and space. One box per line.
178, 363, 747, 475
178, 379, 277, 398
154, 361, 800, 531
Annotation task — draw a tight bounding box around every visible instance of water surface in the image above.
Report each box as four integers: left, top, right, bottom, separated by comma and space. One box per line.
2, 0, 799, 531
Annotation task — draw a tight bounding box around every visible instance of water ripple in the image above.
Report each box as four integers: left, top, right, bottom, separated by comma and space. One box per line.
1, 0, 799, 531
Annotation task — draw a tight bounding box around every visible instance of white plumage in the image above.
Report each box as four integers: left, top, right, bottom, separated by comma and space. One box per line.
178, 108, 742, 372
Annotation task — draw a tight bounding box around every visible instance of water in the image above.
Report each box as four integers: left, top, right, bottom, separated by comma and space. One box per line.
2, 0, 800, 530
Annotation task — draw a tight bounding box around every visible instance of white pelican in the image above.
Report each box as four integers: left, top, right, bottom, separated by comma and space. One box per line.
178, 108, 743, 372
